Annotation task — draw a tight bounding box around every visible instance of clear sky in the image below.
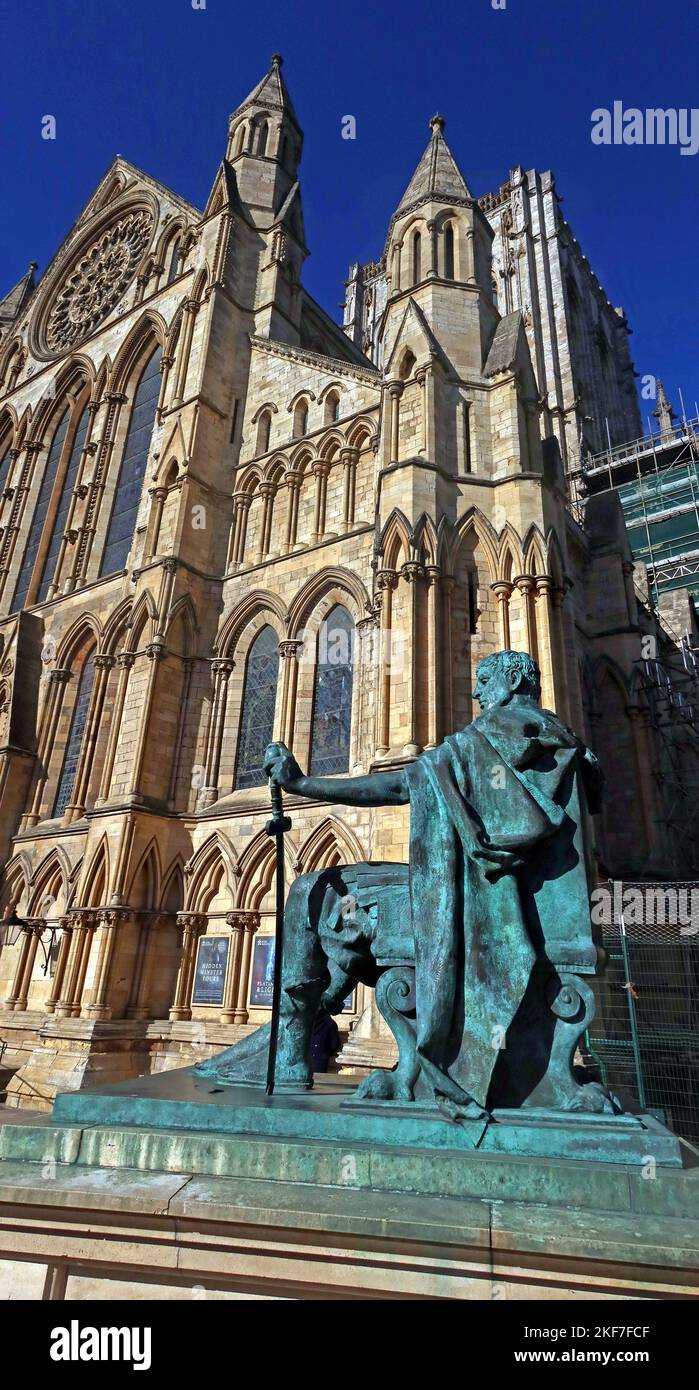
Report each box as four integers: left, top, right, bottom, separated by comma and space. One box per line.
1, 0, 697, 428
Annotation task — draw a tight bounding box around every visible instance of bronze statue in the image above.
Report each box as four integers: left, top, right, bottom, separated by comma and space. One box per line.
198, 649, 611, 1122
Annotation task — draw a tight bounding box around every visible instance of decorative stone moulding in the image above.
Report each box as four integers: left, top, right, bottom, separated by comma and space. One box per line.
32, 201, 156, 359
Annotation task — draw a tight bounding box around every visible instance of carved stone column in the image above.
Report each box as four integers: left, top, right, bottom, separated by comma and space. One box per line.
45, 918, 73, 1013
65, 653, 115, 821
129, 640, 167, 797
388, 384, 402, 461
228, 491, 252, 571
146, 485, 167, 560
534, 576, 556, 712
549, 586, 571, 724
311, 460, 331, 543
21, 668, 71, 829
200, 658, 235, 805
76, 389, 126, 582
392, 240, 403, 293
5, 922, 42, 1010
427, 219, 438, 278
278, 640, 303, 748
340, 447, 359, 530
402, 561, 425, 757
282, 471, 302, 552
440, 575, 455, 735
465, 226, 476, 284
97, 651, 134, 803
84, 909, 130, 1019
425, 565, 441, 747
55, 911, 97, 1018
172, 298, 199, 405
255, 480, 277, 559
169, 913, 207, 1021
491, 580, 513, 651
351, 614, 378, 770
375, 569, 399, 756
222, 911, 259, 1023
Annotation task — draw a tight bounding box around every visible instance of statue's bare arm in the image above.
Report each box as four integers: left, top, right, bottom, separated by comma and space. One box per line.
263, 742, 409, 807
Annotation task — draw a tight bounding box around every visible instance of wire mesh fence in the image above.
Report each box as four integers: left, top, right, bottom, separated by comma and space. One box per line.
586, 881, 699, 1145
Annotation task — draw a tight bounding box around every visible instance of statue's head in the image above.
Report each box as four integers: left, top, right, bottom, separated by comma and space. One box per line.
473, 650, 541, 711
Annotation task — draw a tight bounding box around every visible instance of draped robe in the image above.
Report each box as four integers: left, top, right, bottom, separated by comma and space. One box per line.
403, 699, 595, 1111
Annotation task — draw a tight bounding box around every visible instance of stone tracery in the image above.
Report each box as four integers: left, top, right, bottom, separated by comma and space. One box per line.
45, 210, 153, 352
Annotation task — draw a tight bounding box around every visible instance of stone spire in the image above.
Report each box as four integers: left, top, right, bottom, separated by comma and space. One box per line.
227, 52, 301, 150
393, 114, 473, 218
224, 54, 304, 207
0, 262, 38, 333
653, 381, 677, 440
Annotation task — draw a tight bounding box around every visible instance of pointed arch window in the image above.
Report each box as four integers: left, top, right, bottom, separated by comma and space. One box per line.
324, 391, 340, 426
100, 344, 162, 577
256, 409, 272, 455
166, 238, 181, 285
234, 625, 280, 789
310, 605, 354, 775
36, 401, 89, 604
444, 223, 455, 279
53, 649, 96, 817
12, 408, 70, 612
412, 231, 422, 285
0, 441, 12, 499
256, 121, 269, 157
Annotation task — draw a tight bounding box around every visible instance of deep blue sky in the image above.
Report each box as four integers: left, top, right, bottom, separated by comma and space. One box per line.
1, 0, 697, 427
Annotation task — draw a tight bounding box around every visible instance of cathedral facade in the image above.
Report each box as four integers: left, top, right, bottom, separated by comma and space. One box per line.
0, 57, 695, 1109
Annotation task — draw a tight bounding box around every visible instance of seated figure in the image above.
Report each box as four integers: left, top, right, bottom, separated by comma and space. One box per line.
197, 649, 611, 1120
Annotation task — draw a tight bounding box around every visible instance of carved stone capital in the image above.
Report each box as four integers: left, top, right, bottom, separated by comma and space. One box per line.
97, 908, 132, 929
225, 910, 260, 933
402, 560, 425, 584
376, 568, 399, 593
491, 580, 514, 602
278, 639, 303, 661
211, 658, 235, 679
176, 912, 207, 932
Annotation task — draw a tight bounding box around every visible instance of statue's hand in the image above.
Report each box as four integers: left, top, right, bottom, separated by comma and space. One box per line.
263, 741, 305, 793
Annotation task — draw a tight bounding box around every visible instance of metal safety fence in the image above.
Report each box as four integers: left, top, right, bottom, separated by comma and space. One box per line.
586, 881, 699, 1146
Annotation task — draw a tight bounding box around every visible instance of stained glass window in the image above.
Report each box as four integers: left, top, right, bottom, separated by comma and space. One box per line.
0, 443, 12, 497
166, 239, 180, 285
12, 409, 70, 612
100, 345, 161, 577
234, 625, 280, 790
310, 605, 354, 775
37, 402, 89, 603
53, 650, 96, 817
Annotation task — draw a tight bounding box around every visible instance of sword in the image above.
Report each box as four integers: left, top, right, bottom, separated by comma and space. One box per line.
265, 776, 292, 1095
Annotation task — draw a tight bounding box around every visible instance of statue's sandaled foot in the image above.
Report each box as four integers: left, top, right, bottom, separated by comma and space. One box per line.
194, 1020, 313, 1090
355, 1066, 414, 1101
561, 1080, 619, 1115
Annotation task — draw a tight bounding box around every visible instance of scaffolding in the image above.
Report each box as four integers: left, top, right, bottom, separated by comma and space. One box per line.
567, 403, 699, 871
570, 409, 699, 607
631, 653, 699, 876
587, 882, 699, 1145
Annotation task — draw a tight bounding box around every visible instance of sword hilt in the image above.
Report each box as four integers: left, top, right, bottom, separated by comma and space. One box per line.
266, 777, 292, 836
